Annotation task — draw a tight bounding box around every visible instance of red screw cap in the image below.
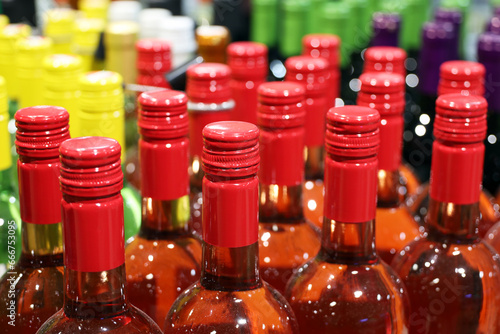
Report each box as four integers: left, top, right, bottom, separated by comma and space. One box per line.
60, 136, 123, 197
435, 94, 487, 143
357, 72, 405, 115
302, 34, 341, 68
187, 63, 232, 103
326, 106, 380, 158
364, 46, 407, 76
227, 41, 268, 79
285, 56, 329, 95
136, 39, 171, 73
138, 89, 189, 139
202, 121, 260, 177
438, 60, 485, 96
15, 106, 70, 158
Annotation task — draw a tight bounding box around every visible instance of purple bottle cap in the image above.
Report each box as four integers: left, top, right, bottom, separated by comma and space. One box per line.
478, 32, 500, 111
371, 12, 400, 47
495, 6, 500, 17
434, 8, 462, 59
419, 21, 456, 96
486, 16, 500, 35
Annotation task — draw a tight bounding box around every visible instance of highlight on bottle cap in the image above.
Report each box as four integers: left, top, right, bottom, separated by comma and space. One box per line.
357, 72, 405, 115
363, 46, 407, 76
434, 94, 487, 143
302, 34, 341, 68
15, 106, 70, 158
43, 53, 83, 73
227, 41, 268, 79
438, 60, 485, 96
138, 89, 189, 139
257, 81, 305, 129
59, 136, 123, 197
358, 71, 405, 94
79, 70, 123, 91
285, 55, 328, 94
79, 71, 124, 112
186, 63, 232, 103
325, 106, 380, 158
434, 7, 462, 26
202, 121, 260, 177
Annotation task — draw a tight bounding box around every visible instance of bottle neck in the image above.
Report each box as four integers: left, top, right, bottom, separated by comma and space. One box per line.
64, 264, 128, 319
305, 145, 324, 181
259, 184, 303, 223
425, 199, 479, 243
20, 222, 63, 259
139, 196, 190, 239
377, 169, 404, 208
320, 219, 377, 264
201, 242, 261, 291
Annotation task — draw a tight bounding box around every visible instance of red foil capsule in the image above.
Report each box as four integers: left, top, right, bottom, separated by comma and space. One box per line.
363, 46, 407, 76
302, 34, 341, 107
285, 55, 329, 148
202, 121, 260, 248
15, 106, 70, 225
227, 41, 268, 124
136, 39, 172, 88
438, 60, 485, 96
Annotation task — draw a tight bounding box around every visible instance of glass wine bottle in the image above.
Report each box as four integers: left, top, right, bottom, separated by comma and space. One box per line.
257, 81, 321, 294
195, 25, 230, 64
285, 105, 410, 333
125, 89, 202, 327
371, 12, 400, 48
36, 136, 162, 334
187, 63, 233, 236
227, 41, 268, 124
76, 70, 141, 241
165, 121, 299, 333
285, 55, 329, 230
0, 106, 69, 333
391, 94, 500, 334
357, 72, 423, 264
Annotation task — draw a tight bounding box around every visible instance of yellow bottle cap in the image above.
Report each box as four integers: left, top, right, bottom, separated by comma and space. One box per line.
74, 18, 105, 47
79, 0, 110, 20
104, 21, 139, 47
77, 70, 125, 159
0, 24, 32, 52
0, 15, 9, 29
17, 36, 53, 67
0, 75, 11, 170
44, 8, 76, 53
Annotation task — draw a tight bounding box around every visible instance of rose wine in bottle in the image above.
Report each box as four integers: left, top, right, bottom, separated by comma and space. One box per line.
0, 106, 69, 333
125, 89, 202, 326
286, 106, 410, 333
285, 55, 329, 230
408, 60, 500, 235
301, 34, 341, 228
357, 72, 423, 264
392, 94, 500, 334
257, 82, 321, 294
363, 46, 421, 198
165, 121, 299, 333
187, 63, 233, 236
37, 136, 162, 334
227, 41, 268, 124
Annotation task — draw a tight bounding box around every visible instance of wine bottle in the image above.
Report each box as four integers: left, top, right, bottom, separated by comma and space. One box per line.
76, 71, 141, 241
392, 93, 500, 333
286, 105, 410, 333
104, 21, 139, 86
187, 63, 233, 236
42, 8, 75, 54
227, 41, 268, 124
195, 25, 231, 64
136, 39, 172, 89
257, 81, 321, 294
158, 16, 196, 68
72, 18, 105, 72
36, 136, 162, 334
138, 8, 171, 39
371, 12, 400, 47
165, 121, 299, 333
0, 106, 68, 333
125, 89, 202, 327
434, 7, 462, 60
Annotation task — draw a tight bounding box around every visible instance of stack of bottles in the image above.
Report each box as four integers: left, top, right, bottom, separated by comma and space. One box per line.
0, 1, 499, 334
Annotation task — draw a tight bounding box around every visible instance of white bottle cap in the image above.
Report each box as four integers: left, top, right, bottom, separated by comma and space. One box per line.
158, 16, 197, 66
108, 1, 142, 22
139, 8, 171, 39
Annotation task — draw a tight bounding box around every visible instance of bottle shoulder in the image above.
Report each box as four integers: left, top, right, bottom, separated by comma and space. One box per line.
36, 305, 163, 334
166, 281, 298, 333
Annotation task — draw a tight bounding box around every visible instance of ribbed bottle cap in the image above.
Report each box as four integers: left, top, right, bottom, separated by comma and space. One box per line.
59, 136, 123, 197
15, 106, 70, 158
44, 54, 83, 72
302, 34, 341, 68
74, 18, 105, 45
105, 21, 139, 47
0, 24, 31, 52
139, 8, 171, 38
136, 39, 171, 72
202, 121, 260, 177
186, 63, 232, 103
138, 89, 188, 139
285, 56, 328, 95
438, 60, 485, 96
326, 106, 380, 158
364, 46, 407, 76
17, 36, 52, 68
80, 0, 109, 20
227, 41, 268, 79
158, 16, 196, 54
79, 71, 123, 111
434, 94, 487, 143
357, 72, 405, 115
196, 25, 230, 46
257, 81, 305, 128
43, 8, 76, 33
372, 12, 401, 47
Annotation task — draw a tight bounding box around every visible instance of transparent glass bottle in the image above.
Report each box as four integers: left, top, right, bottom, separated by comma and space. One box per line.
286, 106, 410, 333
125, 89, 202, 327
165, 121, 299, 333
392, 94, 500, 333
37, 136, 162, 334
0, 106, 68, 334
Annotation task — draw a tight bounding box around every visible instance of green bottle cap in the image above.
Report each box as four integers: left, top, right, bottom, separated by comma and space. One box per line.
492, 0, 500, 6
440, 0, 470, 10
251, 0, 278, 47
400, 0, 431, 51
280, 0, 310, 58
308, 0, 327, 34
320, 1, 351, 67
345, 0, 370, 51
